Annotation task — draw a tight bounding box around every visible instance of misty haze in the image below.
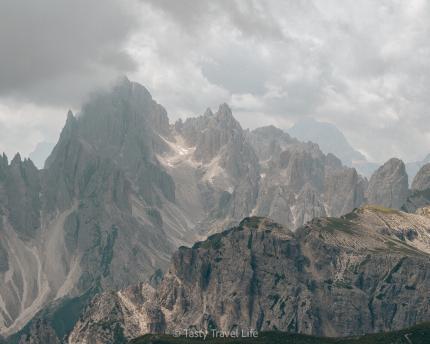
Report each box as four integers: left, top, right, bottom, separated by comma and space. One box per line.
1, 1, 430, 344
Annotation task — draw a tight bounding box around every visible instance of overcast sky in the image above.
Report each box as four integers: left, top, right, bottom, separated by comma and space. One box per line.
1, 0, 429, 163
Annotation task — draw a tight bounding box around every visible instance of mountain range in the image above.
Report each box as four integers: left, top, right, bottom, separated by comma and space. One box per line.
69, 206, 430, 342
1, 78, 430, 343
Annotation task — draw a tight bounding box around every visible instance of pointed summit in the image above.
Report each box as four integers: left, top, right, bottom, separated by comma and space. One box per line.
1, 153, 8, 166
216, 103, 233, 121
214, 103, 241, 131
203, 108, 214, 117
111, 75, 152, 103
65, 110, 77, 129
11, 153, 22, 166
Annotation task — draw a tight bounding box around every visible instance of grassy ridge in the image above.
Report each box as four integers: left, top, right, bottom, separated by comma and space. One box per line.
130, 322, 430, 344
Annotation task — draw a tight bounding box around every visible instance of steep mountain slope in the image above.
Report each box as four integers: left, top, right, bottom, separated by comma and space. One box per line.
406, 154, 430, 185
69, 206, 430, 343
411, 163, 430, 191
402, 163, 430, 213
0, 80, 178, 339
366, 158, 409, 209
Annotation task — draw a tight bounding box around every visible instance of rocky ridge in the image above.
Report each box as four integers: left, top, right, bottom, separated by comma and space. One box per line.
68, 205, 430, 343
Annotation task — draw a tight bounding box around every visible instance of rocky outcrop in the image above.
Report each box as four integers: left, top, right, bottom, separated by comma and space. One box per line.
366, 158, 409, 209
69, 206, 430, 342
411, 163, 430, 192
401, 164, 430, 213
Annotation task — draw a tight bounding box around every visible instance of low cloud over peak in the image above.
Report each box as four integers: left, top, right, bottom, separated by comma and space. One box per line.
1, 0, 430, 163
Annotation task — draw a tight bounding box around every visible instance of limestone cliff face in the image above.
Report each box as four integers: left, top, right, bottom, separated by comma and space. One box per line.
412, 163, 430, 192
69, 206, 430, 343
366, 158, 409, 209
245, 125, 297, 161
402, 163, 430, 213
248, 129, 367, 229
173, 104, 260, 232
0, 79, 176, 340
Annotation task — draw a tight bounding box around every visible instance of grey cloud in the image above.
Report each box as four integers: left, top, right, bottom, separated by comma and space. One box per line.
0, 0, 138, 105
201, 48, 269, 95
1, 0, 430, 163
136, 0, 430, 162
142, 0, 284, 40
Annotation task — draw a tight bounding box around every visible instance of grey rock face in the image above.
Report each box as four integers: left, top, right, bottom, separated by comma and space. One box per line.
366, 158, 409, 209
172, 104, 261, 234
402, 189, 430, 213
324, 167, 367, 217
402, 164, 430, 213
0, 78, 369, 340
0, 79, 176, 338
4, 154, 41, 238
0, 241, 8, 273
245, 125, 297, 161
411, 163, 430, 191
406, 154, 430, 186
69, 206, 430, 342
250, 134, 367, 228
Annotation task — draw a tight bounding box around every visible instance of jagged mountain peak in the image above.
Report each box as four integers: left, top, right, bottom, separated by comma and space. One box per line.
215, 103, 241, 128
198, 103, 242, 132
179, 102, 248, 164
2, 152, 38, 172
215, 102, 233, 119
79, 78, 169, 136
0, 154, 8, 173
11, 152, 22, 165
66, 109, 74, 120
111, 75, 153, 103
203, 107, 214, 117
47, 79, 172, 172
